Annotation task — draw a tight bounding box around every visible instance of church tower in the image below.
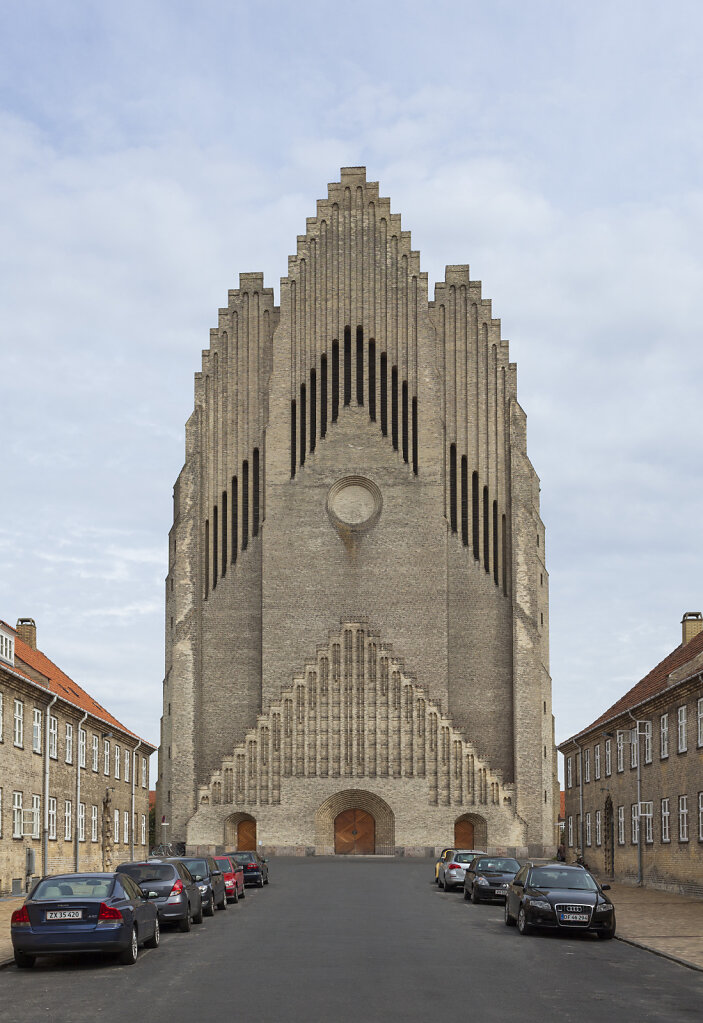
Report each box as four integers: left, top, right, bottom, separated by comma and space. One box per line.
156, 168, 556, 856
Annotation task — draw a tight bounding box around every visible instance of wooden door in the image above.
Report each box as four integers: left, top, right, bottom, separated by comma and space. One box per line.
454, 818, 474, 847
334, 809, 375, 854
238, 818, 256, 851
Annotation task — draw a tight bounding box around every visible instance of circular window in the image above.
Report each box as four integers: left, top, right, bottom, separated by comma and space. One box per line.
327, 476, 382, 532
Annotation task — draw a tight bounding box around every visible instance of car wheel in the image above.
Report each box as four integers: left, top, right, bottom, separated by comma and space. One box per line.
230, 888, 239, 904
178, 909, 192, 932
264, 874, 269, 885
217, 893, 227, 910
14, 951, 35, 969
239, 886, 245, 899
145, 917, 160, 949
597, 925, 615, 940
517, 906, 532, 936
204, 893, 215, 917
463, 887, 470, 901
257, 877, 264, 888
504, 901, 516, 927
119, 926, 139, 965
471, 885, 480, 904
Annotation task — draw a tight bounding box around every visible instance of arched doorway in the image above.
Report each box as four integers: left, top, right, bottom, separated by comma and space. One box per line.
454, 817, 474, 847
224, 813, 256, 851
334, 808, 375, 854
315, 789, 395, 854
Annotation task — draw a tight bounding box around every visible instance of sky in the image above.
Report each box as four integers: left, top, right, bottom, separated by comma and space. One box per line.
1, 1, 702, 769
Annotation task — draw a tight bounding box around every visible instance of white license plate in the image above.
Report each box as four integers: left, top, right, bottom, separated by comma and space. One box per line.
560, 912, 588, 922
47, 910, 82, 920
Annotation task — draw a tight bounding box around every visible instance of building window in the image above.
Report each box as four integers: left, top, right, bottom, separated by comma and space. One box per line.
78, 802, 85, 842
566, 756, 572, 788
661, 798, 670, 843
642, 721, 652, 764
92, 735, 99, 772
642, 801, 653, 843
32, 794, 40, 839
114, 744, 120, 779
630, 729, 638, 769
567, 815, 573, 846
12, 791, 23, 838
48, 797, 57, 840
30, 707, 41, 753
13, 699, 24, 747
142, 757, 148, 788
91, 805, 98, 843
595, 809, 602, 846
660, 713, 669, 759
585, 812, 591, 846
616, 732, 624, 772
124, 748, 130, 784
617, 805, 625, 845
79, 728, 86, 769
698, 792, 703, 842
679, 795, 689, 841
123, 811, 129, 845
594, 744, 601, 780
678, 706, 687, 753
697, 698, 703, 748
141, 813, 146, 845
604, 738, 612, 776
65, 723, 73, 764
0, 692, 3, 741
584, 749, 590, 783
114, 809, 120, 843
49, 715, 57, 759
104, 739, 110, 776
631, 804, 639, 845
64, 800, 72, 841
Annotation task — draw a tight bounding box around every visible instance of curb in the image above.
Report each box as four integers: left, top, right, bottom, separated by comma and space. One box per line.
0, 957, 14, 971
615, 935, 703, 973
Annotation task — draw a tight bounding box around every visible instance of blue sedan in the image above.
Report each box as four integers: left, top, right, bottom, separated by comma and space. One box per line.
11, 872, 160, 968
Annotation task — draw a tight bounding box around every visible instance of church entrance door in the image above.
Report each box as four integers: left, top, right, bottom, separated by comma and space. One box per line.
454, 818, 475, 847
334, 809, 375, 854
238, 818, 257, 851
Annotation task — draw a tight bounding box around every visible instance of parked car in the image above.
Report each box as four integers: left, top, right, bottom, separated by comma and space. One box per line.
438, 849, 486, 891
11, 872, 159, 968
433, 848, 454, 883
504, 863, 615, 938
463, 856, 521, 903
117, 859, 203, 931
213, 856, 245, 903
226, 851, 269, 887
171, 856, 227, 915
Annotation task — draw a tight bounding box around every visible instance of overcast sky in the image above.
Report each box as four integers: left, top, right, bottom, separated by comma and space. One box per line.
1, 2, 702, 767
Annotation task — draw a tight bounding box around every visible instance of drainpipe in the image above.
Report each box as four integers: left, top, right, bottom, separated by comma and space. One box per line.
572, 737, 585, 863
130, 740, 141, 859
627, 711, 643, 886
75, 711, 88, 871
42, 694, 58, 877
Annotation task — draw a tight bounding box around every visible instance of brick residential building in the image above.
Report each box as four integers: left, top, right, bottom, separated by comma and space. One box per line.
559, 612, 703, 896
0, 618, 155, 894
157, 167, 558, 857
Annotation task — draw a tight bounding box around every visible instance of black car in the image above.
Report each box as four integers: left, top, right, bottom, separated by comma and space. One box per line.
117, 859, 203, 932
504, 863, 615, 938
171, 856, 227, 915
463, 856, 521, 903
226, 851, 269, 887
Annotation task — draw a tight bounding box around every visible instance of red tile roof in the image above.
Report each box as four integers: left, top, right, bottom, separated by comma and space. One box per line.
1, 621, 154, 749
563, 627, 703, 746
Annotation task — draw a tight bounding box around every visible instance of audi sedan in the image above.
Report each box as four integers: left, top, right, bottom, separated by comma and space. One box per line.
226, 851, 269, 887
463, 856, 521, 903
11, 872, 159, 968
504, 863, 615, 939
437, 849, 486, 891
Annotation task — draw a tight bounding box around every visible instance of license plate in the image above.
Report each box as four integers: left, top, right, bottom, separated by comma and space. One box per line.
560, 912, 588, 922
47, 910, 82, 920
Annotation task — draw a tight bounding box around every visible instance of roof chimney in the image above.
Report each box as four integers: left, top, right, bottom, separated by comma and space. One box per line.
681, 611, 703, 645
16, 617, 37, 650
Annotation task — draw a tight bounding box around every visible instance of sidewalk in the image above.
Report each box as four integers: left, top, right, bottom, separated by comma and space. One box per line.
0, 897, 24, 966
609, 882, 703, 970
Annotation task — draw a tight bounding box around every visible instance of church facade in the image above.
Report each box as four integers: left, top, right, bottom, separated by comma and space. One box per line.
155, 168, 557, 857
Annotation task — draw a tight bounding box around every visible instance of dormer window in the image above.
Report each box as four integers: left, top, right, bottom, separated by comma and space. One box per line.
0, 626, 14, 666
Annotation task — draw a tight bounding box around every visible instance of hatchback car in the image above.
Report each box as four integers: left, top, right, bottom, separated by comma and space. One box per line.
11, 872, 159, 968
213, 856, 246, 903
226, 851, 269, 887
117, 859, 203, 931
172, 856, 227, 915
504, 863, 615, 938
463, 855, 521, 903
438, 849, 486, 891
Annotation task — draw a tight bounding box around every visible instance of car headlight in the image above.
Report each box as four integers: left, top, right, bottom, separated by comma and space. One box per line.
477, 877, 490, 886
199, 885, 208, 893
530, 899, 552, 912
595, 904, 613, 914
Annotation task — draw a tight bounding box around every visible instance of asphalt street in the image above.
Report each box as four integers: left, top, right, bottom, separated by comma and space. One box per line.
1, 858, 702, 1022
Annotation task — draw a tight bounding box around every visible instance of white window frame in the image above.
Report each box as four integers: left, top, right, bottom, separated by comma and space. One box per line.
124, 748, 130, 784
49, 715, 58, 759
141, 813, 146, 845
48, 797, 57, 840
641, 801, 653, 843
113, 808, 120, 843
123, 810, 129, 845
104, 739, 110, 776
697, 698, 703, 748
584, 749, 590, 783
142, 757, 148, 788
698, 792, 703, 842
32, 708, 42, 753
13, 791, 23, 837
678, 706, 687, 753
604, 738, 612, 776
661, 798, 670, 843
616, 732, 624, 772
642, 721, 652, 764
115, 744, 120, 780
585, 811, 591, 846
566, 756, 572, 788
64, 800, 72, 842
91, 804, 98, 843
78, 802, 86, 842
630, 729, 638, 768
567, 815, 573, 846
631, 803, 639, 845
13, 699, 24, 748
617, 805, 625, 845
594, 743, 601, 780
32, 794, 40, 839
0, 691, 3, 742
79, 728, 86, 769
92, 734, 99, 772
595, 809, 602, 846
679, 795, 689, 841
65, 723, 73, 764
660, 713, 669, 759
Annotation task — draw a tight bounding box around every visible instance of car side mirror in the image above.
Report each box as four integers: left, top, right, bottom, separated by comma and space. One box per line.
513, 880, 524, 888
600, 884, 611, 891
212, 870, 222, 877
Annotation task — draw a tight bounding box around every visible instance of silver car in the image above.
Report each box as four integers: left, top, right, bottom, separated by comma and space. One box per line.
438, 849, 486, 891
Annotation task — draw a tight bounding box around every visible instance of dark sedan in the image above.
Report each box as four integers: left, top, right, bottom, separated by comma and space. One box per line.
463, 856, 521, 903
504, 863, 615, 938
226, 851, 269, 887
172, 856, 227, 915
11, 872, 159, 968
117, 859, 203, 931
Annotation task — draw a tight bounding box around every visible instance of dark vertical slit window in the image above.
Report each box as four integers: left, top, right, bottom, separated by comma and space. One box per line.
242, 460, 249, 551
343, 326, 352, 405
231, 476, 238, 564
402, 381, 409, 462
204, 520, 209, 597
320, 354, 328, 437
310, 369, 316, 452
299, 384, 306, 466
221, 491, 227, 576
391, 365, 398, 450
449, 444, 457, 532
501, 514, 507, 594
461, 456, 469, 545
368, 341, 376, 421
356, 327, 363, 405
483, 486, 490, 572
212, 505, 218, 588
290, 401, 297, 478
332, 341, 339, 422
253, 448, 260, 537
472, 472, 480, 560
493, 501, 499, 585
412, 397, 418, 475
380, 353, 388, 435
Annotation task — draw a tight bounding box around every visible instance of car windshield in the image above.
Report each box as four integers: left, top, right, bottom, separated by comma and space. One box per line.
230, 853, 255, 864
117, 864, 174, 883
181, 859, 209, 878
213, 859, 233, 871
529, 868, 598, 891
474, 858, 520, 873
453, 854, 475, 863
33, 877, 114, 900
